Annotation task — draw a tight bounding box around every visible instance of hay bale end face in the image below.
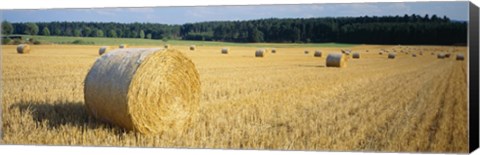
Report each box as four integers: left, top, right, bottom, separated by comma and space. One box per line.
437, 53, 446, 59
255, 49, 266, 57
456, 54, 465, 61
221, 48, 229, 54
388, 53, 396, 59
352, 52, 360, 59
119, 44, 128, 48
314, 51, 322, 57
326, 53, 347, 68
17, 44, 31, 54
190, 45, 196, 51
98, 46, 111, 55
84, 48, 201, 134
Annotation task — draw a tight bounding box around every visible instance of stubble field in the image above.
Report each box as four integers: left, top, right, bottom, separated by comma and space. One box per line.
1, 43, 469, 153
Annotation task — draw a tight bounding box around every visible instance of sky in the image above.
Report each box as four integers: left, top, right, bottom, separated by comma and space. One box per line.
1, 1, 469, 24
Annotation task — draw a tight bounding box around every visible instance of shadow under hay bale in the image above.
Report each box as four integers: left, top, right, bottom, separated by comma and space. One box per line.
17, 44, 31, 54
326, 53, 347, 68
84, 48, 201, 134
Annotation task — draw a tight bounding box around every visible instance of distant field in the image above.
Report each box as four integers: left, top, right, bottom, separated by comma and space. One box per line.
21, 35, 357, 48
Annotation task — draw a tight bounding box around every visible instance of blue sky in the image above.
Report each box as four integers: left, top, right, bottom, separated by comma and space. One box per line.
1, 1, 469, 24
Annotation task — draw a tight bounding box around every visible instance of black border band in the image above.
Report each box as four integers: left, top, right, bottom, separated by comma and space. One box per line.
469, 2, 479, 153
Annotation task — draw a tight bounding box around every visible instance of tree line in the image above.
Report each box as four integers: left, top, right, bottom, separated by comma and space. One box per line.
1, 14, 467, 45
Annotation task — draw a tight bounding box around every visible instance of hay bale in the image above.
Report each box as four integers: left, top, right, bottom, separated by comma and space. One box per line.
379, 52, 383, 55
304, 50, 309, 54
164, 44, 169, 49
84, 48, 201, 134
437, 53, 446, 59
456, 54, 465, 61
98, 46, 111, 55
326, 53, 347, 68
271, 48, 276, 54
412, 54, 417, 57
221, 48, 229, 54
314, 51, 322, 57
17, 44, 31, 54
190, 45, 196, 51
119, 44, 128, 48
352, 52, 360, 59
388, 53, 396, 59
445, 53, 451, 58
255, 49, 266, 57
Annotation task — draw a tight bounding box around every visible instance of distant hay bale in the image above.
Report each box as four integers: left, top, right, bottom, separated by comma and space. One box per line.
314, 51, 322, 57
366, 50, 369, 52
388, 53, 396, 59
456, 54, 465, 60
190, 45, 196, 51
379, 52, 383, 55
221, 48, 229, 54
412, 53, 417, 57
445, 53, 451, 58
164, 44, 169, 49
17, 44, 31, 54
326, 53, 347, 68
271, 48, 276, 54
304, 50, 309, 54
255, 49, 267, 57
352, 52, 360, 59
119, 44, 128, 48
98, 46, 111, 55
437, 53, 446, 59
84, 48, 201, 134
419, 52, 423, 55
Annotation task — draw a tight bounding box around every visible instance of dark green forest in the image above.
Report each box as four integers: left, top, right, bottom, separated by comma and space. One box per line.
1, 14, 467, 45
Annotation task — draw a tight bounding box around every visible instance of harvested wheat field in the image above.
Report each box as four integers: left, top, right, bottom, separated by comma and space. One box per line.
1, 44, 469, 153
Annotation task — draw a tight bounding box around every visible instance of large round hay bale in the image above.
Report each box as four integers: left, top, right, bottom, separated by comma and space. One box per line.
190, 45, 196, 51
456, 54, 465, 61
98, 46, 111, 55
221, 48, 229, 54
314, 51, 322, 57
255, 49, 266, 57
326, 53, 347, 68
119, 44, 128, 48
84, 48, 201, 134
17, 44, 31, 54
352, 52, 360, 59
437, 53, 446, 59
388, 53, 396, 59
